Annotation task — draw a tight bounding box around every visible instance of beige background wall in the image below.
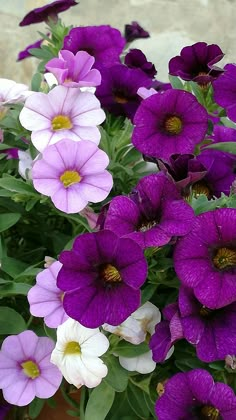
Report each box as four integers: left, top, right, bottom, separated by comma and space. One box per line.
1, 0, 236, 85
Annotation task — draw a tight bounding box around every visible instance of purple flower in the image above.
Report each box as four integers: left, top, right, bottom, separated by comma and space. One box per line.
0, 331, 62, 406
124, 21, 150, 43
179, 286, 236, 362
17, 37, 47, 61
45, 50, 101, 88
27, 261, 69, 328
213, 64, 236, 122
174, 208, 236, 309
132, 89, 208, 162
151, 79, 172, 92
57, 230, 148, 328
19, 0, 78, 26
149, 303, 183, 363
169, 42, 224, 85
211, 124, 236, 144
32, 138, 113, 214
155, 368, 236, 420
124, 49, 157, 79
63, 25, 125, 68
104, 172, 195, 249
96, 64, 151, 121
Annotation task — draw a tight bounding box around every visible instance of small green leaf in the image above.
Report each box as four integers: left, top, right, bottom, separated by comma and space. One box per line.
44, 324, 57, 341
84, 381, 115, 420
0, 282, 31, 296
113, 341, 149, 358
0, 307, 26, 334
103, 355, 128, 392
28, 397, 45, 419
0, 213, 21, 232
127, 382, 150, 418
31, 73, 43, 92
169, 75, 184, 90
205, 141, 236, 155
0, 176, 36, 195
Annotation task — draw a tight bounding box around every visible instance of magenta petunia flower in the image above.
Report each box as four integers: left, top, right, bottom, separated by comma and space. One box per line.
213, 64, 236, 122
169, 42, 224, 85
149, 303, 183, 363
45, 50, 101, 88
155, 369, 236, 420
174, 208, 236, 309
95, 64, 151, 121
104, 172, 195, 249
19, 0, 78, 26
19, 85, 105, 152
32, 138, 113, 213
63, 25, 125, 68
132, 89, 208, 162
124, 21, 150, 43
17, 37, 47, 61
179, 286, 236, 363
211, 124, 236, 144
57, 230, 148, 328
124, 49, 157, 79
0, 331, 62, 406
27, 261, 68, 328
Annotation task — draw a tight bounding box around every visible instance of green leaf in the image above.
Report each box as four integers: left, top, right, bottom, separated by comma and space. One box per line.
0, 176, 36, 195
44, 324, 57, 341
127, 382, 150, 418
205, 141, 236, 154
28, 397, 45, 419
84, 381, 115, 420
31, 73, 43, 92
113, 341, 149, 358
141, 283, 158, 304
0, 213, 21, 232
0, 282, 31, 296
0, 307, 26, 334
169, 75, 184, 90
1, 256, 28, 278
103, 355, 128, 392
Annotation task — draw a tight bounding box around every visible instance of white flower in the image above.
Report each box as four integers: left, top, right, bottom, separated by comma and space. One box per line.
0, 78, 32, 106
51, 318, 109, 388
119, 350, 156, 374
103, 302, 161, 345
18, 150, 33, 180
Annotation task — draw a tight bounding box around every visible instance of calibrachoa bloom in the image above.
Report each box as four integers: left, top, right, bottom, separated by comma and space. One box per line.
124, 49, 157, 79
179, 286, 236, 362
19, 85, 105, 152
169, 42, 224, 85
103, 301, 161, 344
32, 138, 113, 213
95, 64, 151, 121
19, 0, 78, 26
45, 50, 101, 88
213, 64, 236, 122
156, 369, 236, 419
211, 124, 236, 144
174, 208, 236, 309
0, 331, 62, 406
27, 261, 68, 328
63, 25, 126, 68
124, 21, 150, 43
132, 89, 208, 162
17, 36, 49, 61
104, 172, 195, 249
119, 350, 156, 374
51, 318, 109, 388
57, 230, 148, 328
0, 78, 31, 108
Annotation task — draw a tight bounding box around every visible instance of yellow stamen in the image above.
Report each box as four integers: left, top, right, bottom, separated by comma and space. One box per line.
21, 360, 40, 379
100, 264, 122, 284
192, 181, 211, 198
64, 341, 81, 355
164, 116, 182, 135
201, 405, 220, 419
213, 247, 236, 270
51, 115, 72, 131
199, 306, 214, 318
138, 220, 158, 232
60, 170, 81, 188
114, 94, 128, 104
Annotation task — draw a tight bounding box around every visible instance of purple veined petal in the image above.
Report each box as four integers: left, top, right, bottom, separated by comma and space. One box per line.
160, 200, 194, 236
3, 376, 35, 406
51, 185, 88, 213
57, 267, 96, 292
78, 172, 113, 203
32, 176, 62, 197
34, 366, 62, 398
71, 125, 101, 144
78, 147, 109, 175
149, 321, 173, 363
104, 196, 140, 235
63, 286, 101, 326
44, 305, 69, 328
186, 369, 214, 404
210, 382, 236, 415
195, 324, 219, 362
47, 85, 73, 115
20, 93, 54, 127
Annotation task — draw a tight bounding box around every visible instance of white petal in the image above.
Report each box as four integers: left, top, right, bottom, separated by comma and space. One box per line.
119, 351, 156, 374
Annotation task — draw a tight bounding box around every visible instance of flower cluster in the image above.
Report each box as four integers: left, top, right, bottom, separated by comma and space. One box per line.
0, 2, 236, 419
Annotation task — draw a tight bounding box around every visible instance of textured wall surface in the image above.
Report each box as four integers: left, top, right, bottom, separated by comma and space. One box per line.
1, 0, 236, 85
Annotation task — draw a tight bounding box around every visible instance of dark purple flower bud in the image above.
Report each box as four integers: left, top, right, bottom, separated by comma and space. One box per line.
17, 35, 50, 61
124, 21, 150, 43
19, 0, 78, 26
125, 49, 157, 79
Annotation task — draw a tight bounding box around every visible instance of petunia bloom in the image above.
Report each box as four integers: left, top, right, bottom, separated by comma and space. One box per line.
45, 50, 101, 88
63, 25, 125, 68
174, 208, 236, 309
0, 331, 62, 406
27, 261, 68, 328
155, 368, 236, 420
51, 318, 109, 388
169, 42, 224, 85
104, 172, 195, 249
19, 0, 78, 26
17, 36, 49, 61
119, 350, 156, 374
124, 21, 150, 43
0, 78, 31, 109
124, 49, 157, 79
213, 64, 236, 122
132, 89, 208, 162
19, 85, 105, 152
32, 138, 113, 213
179, 286, 236, 363
57, 230, 148, 328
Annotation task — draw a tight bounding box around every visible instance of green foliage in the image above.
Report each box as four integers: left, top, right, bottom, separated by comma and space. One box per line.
84, 381, 115, 420
0, 307, 26, 334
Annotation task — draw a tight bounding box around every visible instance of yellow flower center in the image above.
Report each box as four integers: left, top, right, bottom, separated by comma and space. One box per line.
213, 247, 236, 270
200, 405, 220, 419
64, 341, 81, 355
192, 181, 211, 198
164, 116, 182, 135
114, 94, 129, 104
100, 263, 122, 284
138, 220, 159, 232
60, 170, 81, 188
21, 360, 40, 379
199, 306, 214, 318
51, 115, 73, 131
